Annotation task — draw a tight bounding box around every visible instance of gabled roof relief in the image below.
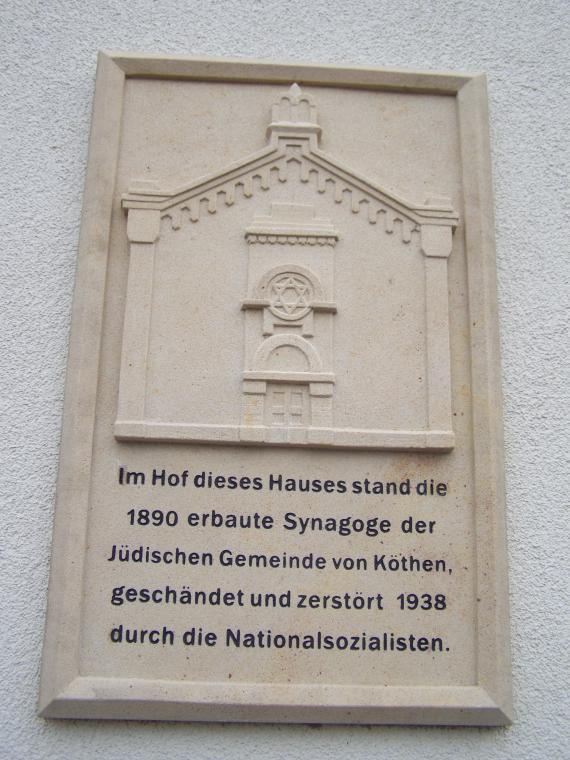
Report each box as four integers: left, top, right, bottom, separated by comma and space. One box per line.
122, 84, 459, 240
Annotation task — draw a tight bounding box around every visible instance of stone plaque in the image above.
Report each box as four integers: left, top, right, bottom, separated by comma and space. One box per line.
39, 53, 512, 725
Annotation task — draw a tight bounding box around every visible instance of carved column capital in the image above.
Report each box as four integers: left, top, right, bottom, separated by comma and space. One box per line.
420, 224, 453, 258
127, 209, 161, 243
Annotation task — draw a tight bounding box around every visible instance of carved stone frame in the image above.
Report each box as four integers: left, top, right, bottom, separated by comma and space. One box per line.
39, 52, 512, 725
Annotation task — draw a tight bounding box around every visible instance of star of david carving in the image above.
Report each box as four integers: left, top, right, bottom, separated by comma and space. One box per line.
271, 276, 311, 316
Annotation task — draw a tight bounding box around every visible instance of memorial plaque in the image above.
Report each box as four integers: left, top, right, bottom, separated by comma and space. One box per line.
39, 53, 512, 725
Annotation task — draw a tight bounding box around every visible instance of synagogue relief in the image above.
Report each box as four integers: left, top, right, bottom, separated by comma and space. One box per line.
115, 84, 459, 450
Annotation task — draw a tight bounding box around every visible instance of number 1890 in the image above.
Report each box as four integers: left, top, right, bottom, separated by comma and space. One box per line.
127, 508, 179, 526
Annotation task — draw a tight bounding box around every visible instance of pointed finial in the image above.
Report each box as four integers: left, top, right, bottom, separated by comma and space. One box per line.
267, 83, 321, 145
289, 83, 302, 101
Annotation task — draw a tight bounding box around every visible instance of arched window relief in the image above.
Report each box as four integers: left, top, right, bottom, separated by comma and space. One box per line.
252, 334, 322, 373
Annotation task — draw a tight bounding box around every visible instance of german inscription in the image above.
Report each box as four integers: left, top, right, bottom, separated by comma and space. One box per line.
111, 467, 447, 653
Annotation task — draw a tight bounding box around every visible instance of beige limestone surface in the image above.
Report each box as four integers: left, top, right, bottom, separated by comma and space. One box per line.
39, 52, 511, 726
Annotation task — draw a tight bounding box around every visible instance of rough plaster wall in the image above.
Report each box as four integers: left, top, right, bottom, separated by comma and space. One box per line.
1, 0, 568, 758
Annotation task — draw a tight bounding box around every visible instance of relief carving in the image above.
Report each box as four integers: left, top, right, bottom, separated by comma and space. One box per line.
240, 203, 336, 445
116, 85, 459, 450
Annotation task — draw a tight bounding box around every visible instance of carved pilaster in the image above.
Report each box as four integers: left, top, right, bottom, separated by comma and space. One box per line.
116, 207, 160, 426
421, 218, 454, 434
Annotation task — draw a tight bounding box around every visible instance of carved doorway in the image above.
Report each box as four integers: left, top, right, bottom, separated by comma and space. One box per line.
264, 384, 310, 427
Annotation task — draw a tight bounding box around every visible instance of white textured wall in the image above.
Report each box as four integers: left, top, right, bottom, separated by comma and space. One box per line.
1, 1, 568, 758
